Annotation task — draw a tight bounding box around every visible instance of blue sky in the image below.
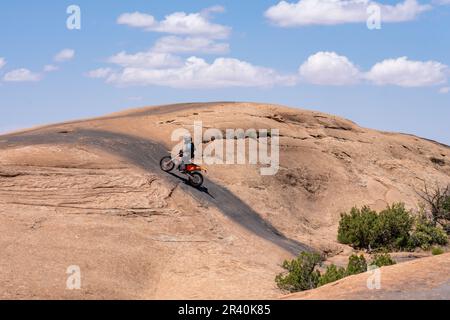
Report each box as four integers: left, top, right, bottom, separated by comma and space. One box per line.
0, 0, 449, 144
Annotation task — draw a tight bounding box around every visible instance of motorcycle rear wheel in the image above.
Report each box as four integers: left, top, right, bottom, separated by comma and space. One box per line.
188, 172, 204, 188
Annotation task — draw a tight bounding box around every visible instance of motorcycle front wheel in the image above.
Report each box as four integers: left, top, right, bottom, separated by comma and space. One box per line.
160, 156, 175, 172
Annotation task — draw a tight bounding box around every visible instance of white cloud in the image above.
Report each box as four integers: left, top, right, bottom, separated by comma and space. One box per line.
117, 12, 156, 28
381, 0, 431, 21
439, 87, 450, 94
43, 64, 59, 72
117, 9, 231, 39
299, 51, 361, 85
101, 56, 296, 88
90, 44, 449, 89
0, 57, 6, 69
365, 57, 448, 87
433, 0, 450, 4
200, 5, 226, 17
155, 12, 230, 38
54, 49, 75, 62
298, 52, 449, 87
152, 36, 229, 54
265, 0, 431, 26
86, 68, 113, 79
108, 51, 182, 68
3, 68, 41, 82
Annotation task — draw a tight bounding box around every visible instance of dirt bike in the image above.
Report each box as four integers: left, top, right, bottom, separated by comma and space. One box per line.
159, 155, 206, 188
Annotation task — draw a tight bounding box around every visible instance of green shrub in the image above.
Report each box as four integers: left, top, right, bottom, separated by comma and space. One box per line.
318, 264, 346, 286
370, 252, 396, 267
275, 252, 322, 293
338, 203, 448, 250
337, 206, 379, 249
346, 254, 367, 276
443, 195, 450, 212
408, 216, 448, 250
276, 252, 402, 293
276, 253, 369, 293
408, 231, 433, 250
337, 204, 413, 250
376, 204, 413, 249
418, 184, 450, 234
431, 247, 445, 255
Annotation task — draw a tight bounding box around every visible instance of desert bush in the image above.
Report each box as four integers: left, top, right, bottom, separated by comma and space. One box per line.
318, 264, 346, 286
376, 203, 413, 249
370, 252, 396, 267
444, 194, 450, 211
431, 247, 445, 255
408, 216, 448, 250
417, 184, 450, 234
319, 254, 370, 287
345, 254, 368, 275
276, 253, 365, 293
338, 203, 448, 250
276, 252, 401, 293
275, 252, 322, 293
338, 203, 414, 250
337, 206, 379, 249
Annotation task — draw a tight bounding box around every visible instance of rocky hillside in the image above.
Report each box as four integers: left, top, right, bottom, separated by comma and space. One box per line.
0, 102, 449, 299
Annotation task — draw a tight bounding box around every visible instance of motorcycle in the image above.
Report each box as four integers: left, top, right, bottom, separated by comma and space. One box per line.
159, 154, 206, 188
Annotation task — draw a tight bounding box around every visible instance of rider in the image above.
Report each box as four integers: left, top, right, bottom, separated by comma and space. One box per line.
179, 136, 196, 172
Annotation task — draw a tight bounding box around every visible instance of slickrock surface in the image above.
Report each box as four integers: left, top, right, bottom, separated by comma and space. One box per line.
0, 102, 449, 299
